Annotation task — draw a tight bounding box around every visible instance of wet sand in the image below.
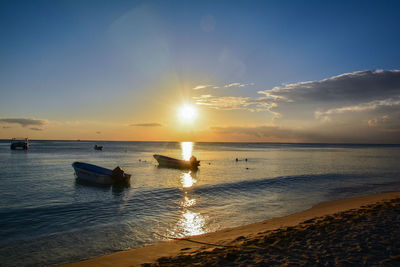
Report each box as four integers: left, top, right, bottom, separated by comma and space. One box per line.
63, 191, 400, 266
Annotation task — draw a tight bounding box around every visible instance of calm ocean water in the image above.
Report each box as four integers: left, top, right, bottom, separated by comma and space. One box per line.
1, 140, 400, 266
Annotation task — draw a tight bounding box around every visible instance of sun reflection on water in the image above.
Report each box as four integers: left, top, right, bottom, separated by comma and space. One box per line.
181, 171, 197, 188
181, 142, 193, 161
177, 210, 205, 236
171, 142, 206, 237
182, 196, 196, 208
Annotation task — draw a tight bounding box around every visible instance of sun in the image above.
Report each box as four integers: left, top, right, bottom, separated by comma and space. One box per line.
178, 104, 197, 122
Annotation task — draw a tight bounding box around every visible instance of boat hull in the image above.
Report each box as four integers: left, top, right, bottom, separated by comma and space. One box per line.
10, 140, 29, 150
153, 154, 200, 169
72, 162, 131, 185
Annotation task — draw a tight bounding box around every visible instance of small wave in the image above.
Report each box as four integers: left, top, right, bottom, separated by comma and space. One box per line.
190, 173, 356, 196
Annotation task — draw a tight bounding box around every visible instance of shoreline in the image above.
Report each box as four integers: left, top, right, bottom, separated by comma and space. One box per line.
63, 190, 400, 266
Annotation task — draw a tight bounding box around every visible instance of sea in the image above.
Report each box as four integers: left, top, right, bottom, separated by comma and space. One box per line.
1, 140, 400, 266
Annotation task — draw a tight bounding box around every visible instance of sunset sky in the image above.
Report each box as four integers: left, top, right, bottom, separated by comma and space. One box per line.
1, 0, 400, 143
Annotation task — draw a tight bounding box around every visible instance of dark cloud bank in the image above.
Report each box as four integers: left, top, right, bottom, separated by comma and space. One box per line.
0, 118, 47, 130
261, 70, 400, 104
206, 70, 400, 143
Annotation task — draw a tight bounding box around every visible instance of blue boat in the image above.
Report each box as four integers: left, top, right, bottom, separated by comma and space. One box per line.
153, 154, 200, 169
72, 162, 131, 185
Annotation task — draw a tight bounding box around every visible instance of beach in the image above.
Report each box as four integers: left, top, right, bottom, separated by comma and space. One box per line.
63, 190, 400, 266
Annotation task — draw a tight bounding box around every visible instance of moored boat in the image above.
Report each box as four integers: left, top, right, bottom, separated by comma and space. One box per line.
94, 145, 103, 150
72, 162, 131, 185
153, 154, 200, 169
10, 138, 29, 150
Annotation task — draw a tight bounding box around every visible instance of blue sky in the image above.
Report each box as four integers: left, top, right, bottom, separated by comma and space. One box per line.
1, 0, 400, 142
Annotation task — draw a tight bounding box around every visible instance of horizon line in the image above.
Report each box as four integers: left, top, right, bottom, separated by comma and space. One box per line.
1, 139, 400, 146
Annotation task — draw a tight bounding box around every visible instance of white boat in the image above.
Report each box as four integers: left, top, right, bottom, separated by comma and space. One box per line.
153, 154, 200, 169
72, 162, 131, 185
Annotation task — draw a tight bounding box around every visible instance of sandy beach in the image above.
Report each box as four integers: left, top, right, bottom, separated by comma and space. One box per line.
62, 190, 400, 266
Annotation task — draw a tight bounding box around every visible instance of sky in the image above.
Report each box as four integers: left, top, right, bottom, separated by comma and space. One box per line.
1, 0, 400, 143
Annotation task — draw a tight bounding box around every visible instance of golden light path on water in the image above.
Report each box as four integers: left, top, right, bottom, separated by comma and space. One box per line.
181, 142, 193, 161
177, 209, 206, 236
181, 171, 197, 188
182, 196, 196, 208
173, 141, 206, 237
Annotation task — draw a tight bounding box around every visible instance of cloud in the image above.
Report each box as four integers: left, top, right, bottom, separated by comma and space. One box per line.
2, 126, 11, 129
196, 71, 400, 118
224, 82, 254, 88
368, 119, 379, 127
29, 127, 43, 131
211, 125, 326, 142
368, 115, 389, 127
212, 125, 295, 138
195, 70, 400, 143
194, 95, 280, 119
259, 70, 400, 104
315, 99, 400, 120
194, 95, 251, 110
130, 123, 163, 127
224, 83, 241, 88
255, 70, 400, 121
193, 85, 217, 90
194, 95, 276, 112
96, 131, 101, 134
211, 122, 400, 143
193, 82, 254, 90
0, 118, 47, 129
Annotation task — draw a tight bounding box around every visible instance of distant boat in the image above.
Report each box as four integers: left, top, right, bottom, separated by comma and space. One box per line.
153, 154, 200, 169
10, 138, 29, 150
72, 162, 131, 185
94, 145, 103, 150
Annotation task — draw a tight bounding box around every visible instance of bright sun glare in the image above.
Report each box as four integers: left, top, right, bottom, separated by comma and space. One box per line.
178, 104, 197, 122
